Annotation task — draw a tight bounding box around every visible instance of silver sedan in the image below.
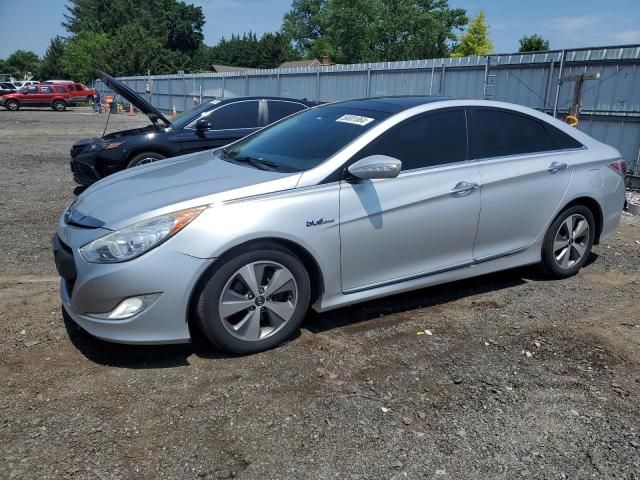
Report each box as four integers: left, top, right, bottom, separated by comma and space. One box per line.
53, 97, 626, 353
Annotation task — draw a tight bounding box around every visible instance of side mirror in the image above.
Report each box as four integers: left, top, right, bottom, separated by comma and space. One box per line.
347, 155, 402, 180
196, 118, 212, 131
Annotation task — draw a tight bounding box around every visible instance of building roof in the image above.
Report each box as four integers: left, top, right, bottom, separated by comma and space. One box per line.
278, 59, 322, 69
211, 64, 256, 73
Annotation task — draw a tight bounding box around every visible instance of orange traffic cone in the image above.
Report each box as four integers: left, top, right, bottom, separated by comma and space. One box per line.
128, 103, 136, 116
171, 105, 177, 118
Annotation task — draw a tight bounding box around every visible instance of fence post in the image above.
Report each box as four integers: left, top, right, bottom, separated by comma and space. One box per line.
222, 76, 225, 98
543, 59, 555, 111
277, 73, 281, 96
439, 62, 446, 95
245, 74, 249, 95
553, 50, 566, 118
366, 67, 371, 97
316, 71, 321, 101
429, 63, 435, 95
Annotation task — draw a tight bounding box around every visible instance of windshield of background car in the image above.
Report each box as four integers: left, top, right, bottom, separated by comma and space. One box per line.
220, 106, 391, 172
172, 100, 221, 128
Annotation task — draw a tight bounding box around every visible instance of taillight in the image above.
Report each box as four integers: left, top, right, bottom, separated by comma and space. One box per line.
608, 159, 627, 176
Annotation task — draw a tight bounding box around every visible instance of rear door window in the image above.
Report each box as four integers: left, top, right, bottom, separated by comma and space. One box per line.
54, 86, 67, 93
211, 101, 259, 129
470, 108, 553, 159
40, 86, 53, 93
267, 100, 307, 123
354, 109, 468, 170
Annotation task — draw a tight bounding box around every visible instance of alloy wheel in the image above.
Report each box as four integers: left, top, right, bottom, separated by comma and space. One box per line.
218, 261, 298, 342
553, 214, 590, 269
137, 157, 159, 166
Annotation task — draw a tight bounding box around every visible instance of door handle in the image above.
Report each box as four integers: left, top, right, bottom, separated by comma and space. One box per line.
548, 161, 568, 173
450, 181, 479, 197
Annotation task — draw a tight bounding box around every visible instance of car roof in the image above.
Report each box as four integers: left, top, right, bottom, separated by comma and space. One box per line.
325, 96, 452, 113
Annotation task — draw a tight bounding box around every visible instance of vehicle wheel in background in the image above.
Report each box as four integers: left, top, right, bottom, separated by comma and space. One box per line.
5, 100, 19, 111
127, 152, 166, 168
541, 205, 595, 279
52, 101, 66, 112
196, 244, 311, 354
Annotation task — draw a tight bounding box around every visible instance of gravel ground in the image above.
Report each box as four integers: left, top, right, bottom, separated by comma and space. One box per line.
1, 108, 640, 480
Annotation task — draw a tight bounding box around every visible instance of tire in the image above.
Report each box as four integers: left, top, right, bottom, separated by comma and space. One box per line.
127, 152, 166, 168
5, 99, 19, 111
540, 205, 595, 279
196, 244, 311, 354
52, 100, 66, 112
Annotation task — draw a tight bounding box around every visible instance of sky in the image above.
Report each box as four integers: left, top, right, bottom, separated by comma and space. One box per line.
1, 0, 640, 59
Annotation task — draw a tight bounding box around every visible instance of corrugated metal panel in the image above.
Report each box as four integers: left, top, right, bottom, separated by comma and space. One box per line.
95, 43, 640, 173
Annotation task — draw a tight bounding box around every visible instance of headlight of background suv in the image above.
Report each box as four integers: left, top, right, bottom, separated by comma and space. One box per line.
80, 207, 204, 263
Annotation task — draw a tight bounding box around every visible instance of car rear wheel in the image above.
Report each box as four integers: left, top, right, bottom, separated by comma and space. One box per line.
541, 205, 595, 279
5, 99, 19, 111
52, 100, 66, 112
127, 152, 166, 168
196, 245, 311, 354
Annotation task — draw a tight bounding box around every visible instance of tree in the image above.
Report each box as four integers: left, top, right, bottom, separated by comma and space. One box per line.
451, 11, 493, 57
282, 0, 467, 63
38, 37, 69, 80
519, 34, 550, 52
60, 31, 110, 83
60, 0, 204, 77
192, 32, 300, 70
5, 50, 41, 79
63, 0, 205, 55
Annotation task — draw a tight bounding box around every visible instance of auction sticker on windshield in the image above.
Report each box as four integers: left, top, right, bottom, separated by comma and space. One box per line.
336, 114, 375, 126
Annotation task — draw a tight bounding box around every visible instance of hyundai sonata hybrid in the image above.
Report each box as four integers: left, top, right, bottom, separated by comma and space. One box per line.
53, 97, 626, 354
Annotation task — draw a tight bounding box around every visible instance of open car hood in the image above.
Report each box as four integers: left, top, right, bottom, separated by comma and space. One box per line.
96, 70, 172, 127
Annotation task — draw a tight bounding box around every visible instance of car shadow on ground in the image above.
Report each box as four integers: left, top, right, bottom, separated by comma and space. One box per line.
64, 253, 598, 369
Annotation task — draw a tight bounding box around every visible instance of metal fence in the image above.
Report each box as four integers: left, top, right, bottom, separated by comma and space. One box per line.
96, 44, 640, 180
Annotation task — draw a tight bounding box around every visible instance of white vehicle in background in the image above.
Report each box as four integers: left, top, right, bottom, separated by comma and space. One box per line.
12, 80, 40, 90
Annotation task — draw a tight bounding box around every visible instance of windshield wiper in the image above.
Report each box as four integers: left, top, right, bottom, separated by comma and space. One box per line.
231, 155, 279, 171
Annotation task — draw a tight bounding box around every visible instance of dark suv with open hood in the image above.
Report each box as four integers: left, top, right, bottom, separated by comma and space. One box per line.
70, 71, 317, 186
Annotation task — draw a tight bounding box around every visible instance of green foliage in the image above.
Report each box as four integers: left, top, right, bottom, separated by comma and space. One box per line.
192, 32, 300, 70
60, 31, 110, 84
282, 0, 467, 63
5, 50, 41, 79
63, 0, 204, 54
519, 34, 550, 52
54, 0, 204, 80
451, 11, 493, 57
38, 37, 69, 80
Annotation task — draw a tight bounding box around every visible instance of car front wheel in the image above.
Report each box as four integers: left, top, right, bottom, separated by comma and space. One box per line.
541, 205, 595, 279
5, 99, 19, 111
196, 244, 311, 354
52, 100, 66, 111
127, 152, 166, 168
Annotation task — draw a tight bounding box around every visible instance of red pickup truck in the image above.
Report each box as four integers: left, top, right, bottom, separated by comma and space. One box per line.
0, 84, 72, 111
44, 80, 97, 104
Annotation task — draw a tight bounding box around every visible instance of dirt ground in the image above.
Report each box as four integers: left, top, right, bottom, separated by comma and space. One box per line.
1, 108, 639, 480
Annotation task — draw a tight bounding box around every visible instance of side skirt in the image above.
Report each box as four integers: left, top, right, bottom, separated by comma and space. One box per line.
314, 243, 541, 313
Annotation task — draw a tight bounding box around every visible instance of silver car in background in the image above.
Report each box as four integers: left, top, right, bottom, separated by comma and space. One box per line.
53, 97, 627, 354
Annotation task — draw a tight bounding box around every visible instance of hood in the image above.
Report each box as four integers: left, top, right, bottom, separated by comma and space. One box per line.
96, 70, 172, 127
70, 150, 301, 229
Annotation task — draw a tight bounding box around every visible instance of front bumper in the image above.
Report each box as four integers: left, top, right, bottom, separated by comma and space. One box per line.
53, 225, 213, 345
69, 149, 126, 186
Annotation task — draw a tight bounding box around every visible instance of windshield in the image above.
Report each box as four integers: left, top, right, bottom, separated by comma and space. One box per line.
221, 106, 390, 172
172, 100, 221, 128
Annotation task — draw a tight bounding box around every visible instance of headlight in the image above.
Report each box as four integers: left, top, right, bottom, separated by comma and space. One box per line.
89, 141, 123, 151
80, 207, 204, 263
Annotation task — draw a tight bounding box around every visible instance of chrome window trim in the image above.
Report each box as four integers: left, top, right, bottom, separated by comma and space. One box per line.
298, 99, 593, 188
184, 99, 261, 130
